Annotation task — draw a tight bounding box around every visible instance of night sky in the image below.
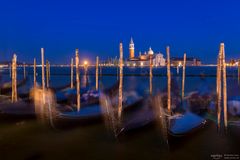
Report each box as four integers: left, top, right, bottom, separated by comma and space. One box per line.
0, 0, 240, 64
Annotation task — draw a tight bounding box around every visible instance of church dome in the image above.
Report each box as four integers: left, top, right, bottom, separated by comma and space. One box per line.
148, 47, 154, 55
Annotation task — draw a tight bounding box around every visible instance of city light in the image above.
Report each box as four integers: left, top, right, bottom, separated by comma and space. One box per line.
84, 60, 88, 66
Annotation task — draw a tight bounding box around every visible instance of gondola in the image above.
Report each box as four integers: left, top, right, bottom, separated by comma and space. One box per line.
0, 77, 28, 95
185, 83, 213, 115
168, 112, 207, 137
17, 81, 78, 100
55, 80, 119, 104
52, 90, 143, 128
117, 96, 207, 139
0, 81, 120, 120
206, 96, 240, 125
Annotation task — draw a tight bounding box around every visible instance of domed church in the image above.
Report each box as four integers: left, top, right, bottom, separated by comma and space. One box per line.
126, 37, 165, 67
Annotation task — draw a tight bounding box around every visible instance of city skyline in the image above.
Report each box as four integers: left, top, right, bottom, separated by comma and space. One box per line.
1, 0, 240, 64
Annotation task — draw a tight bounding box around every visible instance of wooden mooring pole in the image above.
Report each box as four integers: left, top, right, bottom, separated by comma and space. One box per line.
166, 46, 171, 114
75, 49, 80, 111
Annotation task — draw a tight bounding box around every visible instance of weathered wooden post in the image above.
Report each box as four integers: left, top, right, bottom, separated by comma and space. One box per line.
221, 43, 228, 129
11, 54, 17, 103
96, 56, 99, 90
75, 49, 80, 111
166, 46, 171, 113
41, 48, 45, 104
118, 42, 123, 119
217, 47, 222, 130
216, 43, 228, 130
182, 53, 186, 99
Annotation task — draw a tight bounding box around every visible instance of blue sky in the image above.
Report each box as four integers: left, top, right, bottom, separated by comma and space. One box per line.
0, 0, 240, 64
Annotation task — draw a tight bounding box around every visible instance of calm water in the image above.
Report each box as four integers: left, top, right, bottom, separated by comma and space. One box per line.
0, 66, 240, 160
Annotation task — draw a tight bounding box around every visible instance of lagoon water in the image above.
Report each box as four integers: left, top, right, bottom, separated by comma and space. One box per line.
0, 66, 240, 160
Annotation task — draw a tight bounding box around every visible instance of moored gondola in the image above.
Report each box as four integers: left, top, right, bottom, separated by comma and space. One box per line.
117, 96, 208, 139
0, 77, 28, 95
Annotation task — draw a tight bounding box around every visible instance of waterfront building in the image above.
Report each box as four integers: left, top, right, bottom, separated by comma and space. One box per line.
125, 38, 166, 67
129, 37, 135, 59
171, 57, 201, 66
153, 52, 166, 66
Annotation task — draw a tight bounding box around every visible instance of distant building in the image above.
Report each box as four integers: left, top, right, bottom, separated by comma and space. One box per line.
171, 57, 201, 66
227, 59, 240, 66
129, 37, 135, 59
125, 38, 166, 67
228, 59, 238, 66
153, 52, 166, 66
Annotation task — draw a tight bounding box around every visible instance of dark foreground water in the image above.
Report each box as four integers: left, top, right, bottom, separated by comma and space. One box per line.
0, 66, 240, 160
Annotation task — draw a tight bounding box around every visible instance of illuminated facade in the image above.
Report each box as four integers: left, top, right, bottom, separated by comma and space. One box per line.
126, 38, 165, 67
171, 57, 201, 66
153, 52, 166, 66
129, 37, 135, 59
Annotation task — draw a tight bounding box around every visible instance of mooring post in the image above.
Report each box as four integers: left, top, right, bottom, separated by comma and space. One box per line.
166, 46, 171, 114
75, 49, 80, 111
11, 54, 17, 103
182, 53, 186, 99
118, 42, 123, 119
41, 48, 45, 104
221, 43, 228, 129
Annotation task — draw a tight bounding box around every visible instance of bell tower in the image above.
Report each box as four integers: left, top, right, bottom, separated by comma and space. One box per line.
129, 37, 135, 59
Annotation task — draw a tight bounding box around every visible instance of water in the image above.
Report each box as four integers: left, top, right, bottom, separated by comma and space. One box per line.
0, 66, 240, 160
